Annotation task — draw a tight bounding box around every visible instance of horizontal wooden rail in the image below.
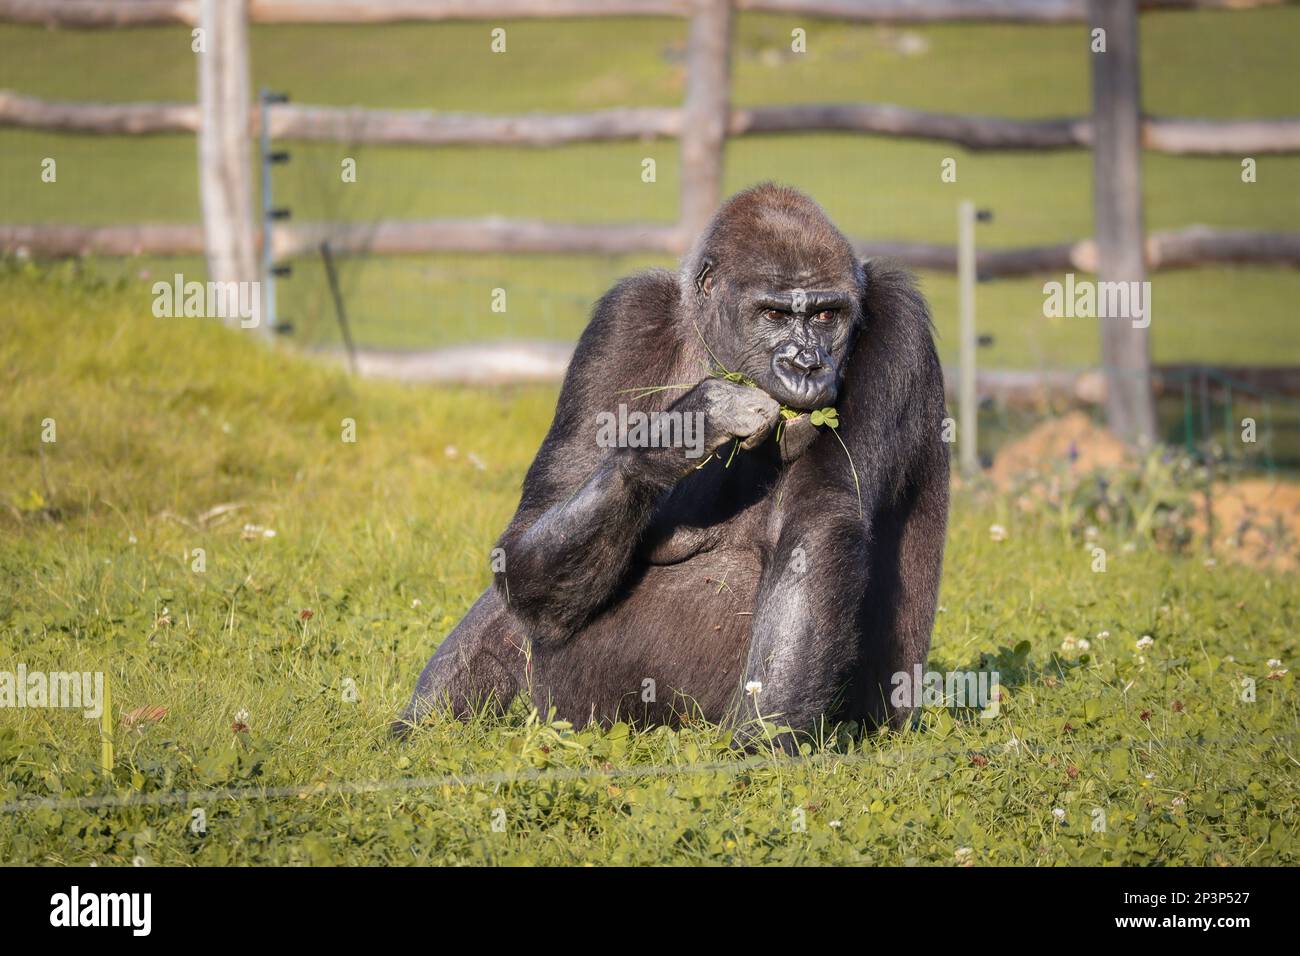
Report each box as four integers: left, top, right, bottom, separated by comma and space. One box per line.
323, 347, 1300, 399
0, 90, 199, 135
735, 0, 1285, 23
732, 105, 1300, 155
4, 221, 1296, 274
0, 220, 684, 258
855, 227, 1300, 276
0, 223, 206, 256
942, 364, 1300, 407
0, 0, 1282, 27
0, 0, 198, 26
265, 103, 682, 147
270, 219, 683, 257
6, 91, 1299, 155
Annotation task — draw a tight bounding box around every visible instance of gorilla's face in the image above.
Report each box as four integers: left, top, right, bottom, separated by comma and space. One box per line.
745, 286, 856, 410
687, 186, 865, 413
702, 264, 861, 412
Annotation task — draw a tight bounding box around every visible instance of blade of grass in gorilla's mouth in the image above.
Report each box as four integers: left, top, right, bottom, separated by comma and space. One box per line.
615, 322, 862, 516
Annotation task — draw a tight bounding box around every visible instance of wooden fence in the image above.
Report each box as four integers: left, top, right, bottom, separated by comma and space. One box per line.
1, 0, 1298, 439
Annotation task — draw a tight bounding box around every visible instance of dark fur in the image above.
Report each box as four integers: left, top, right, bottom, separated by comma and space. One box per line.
398, 184, 949, 748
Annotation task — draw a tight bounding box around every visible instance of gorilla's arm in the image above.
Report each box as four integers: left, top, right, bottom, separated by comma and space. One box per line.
493, 271, 780, 647
734, 261, 949, 747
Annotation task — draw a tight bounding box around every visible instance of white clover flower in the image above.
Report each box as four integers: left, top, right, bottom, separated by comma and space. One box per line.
411, 599, 423, 608
745, 680, 763, 697
829, 820, 842, 829
954, 846, 973, 863
988, 524, 1007, 543
1060, 635, 1078, 651
1171, 797, 1186, 808
1077, 638, 1091, 651
1267, 659, 1283, 668
1136, 635, 1154, 650
1052, 807, 1066, 822
235, 708, 249, 724
1096, 630, 1110, 640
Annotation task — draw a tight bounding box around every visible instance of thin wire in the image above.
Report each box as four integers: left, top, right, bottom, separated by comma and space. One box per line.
3, 730, 1295, 815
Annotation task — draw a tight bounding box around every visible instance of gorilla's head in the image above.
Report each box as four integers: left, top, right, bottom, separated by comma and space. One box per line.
683, 183, 864, 412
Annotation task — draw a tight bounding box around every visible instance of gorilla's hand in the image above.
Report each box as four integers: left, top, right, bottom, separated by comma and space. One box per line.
620, 378, 779, 489
685, 377, 782, 456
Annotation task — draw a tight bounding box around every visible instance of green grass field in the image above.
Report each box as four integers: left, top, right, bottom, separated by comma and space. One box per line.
1, 268, 1296, 865
2, 10, 1299, 365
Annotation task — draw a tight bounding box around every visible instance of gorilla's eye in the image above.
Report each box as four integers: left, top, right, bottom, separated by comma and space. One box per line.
763, 308, 786, 322
813, 309, 837, 322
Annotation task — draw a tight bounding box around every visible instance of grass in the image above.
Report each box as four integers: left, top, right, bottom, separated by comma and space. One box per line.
1, 10, 1299, 364
1, 267, 1296, 866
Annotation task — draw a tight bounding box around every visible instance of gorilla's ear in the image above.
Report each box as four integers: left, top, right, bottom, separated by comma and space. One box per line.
694, 258, 715, 298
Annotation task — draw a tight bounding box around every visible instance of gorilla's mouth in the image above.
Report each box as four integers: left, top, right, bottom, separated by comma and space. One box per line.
768, 356, 837, 411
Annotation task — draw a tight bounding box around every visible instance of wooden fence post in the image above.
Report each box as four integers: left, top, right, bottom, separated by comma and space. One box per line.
1089, 0, 1156, 442
197, 0, 256, 318
958, 200, 978, 475
679, 0, 732, 244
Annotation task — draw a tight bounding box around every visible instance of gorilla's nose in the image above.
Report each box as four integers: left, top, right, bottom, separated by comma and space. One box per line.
788, 348, 825, 374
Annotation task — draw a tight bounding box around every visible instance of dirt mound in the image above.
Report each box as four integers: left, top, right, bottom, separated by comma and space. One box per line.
989, 410, 1130, 488
988, 413, 1299, 572
1191, 479, 1300, 573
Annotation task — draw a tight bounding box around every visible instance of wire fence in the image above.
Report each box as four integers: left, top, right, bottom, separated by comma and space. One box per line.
976, 364, 1300, 476
5, 729, 1296, 816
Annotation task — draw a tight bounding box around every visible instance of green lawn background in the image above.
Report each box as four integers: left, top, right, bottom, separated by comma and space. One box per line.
1, 10, 1298, 365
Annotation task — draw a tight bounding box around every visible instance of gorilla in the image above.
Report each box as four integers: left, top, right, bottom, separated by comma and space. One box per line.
399, 183, 949, 750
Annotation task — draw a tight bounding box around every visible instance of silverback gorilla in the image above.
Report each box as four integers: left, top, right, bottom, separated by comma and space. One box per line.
399, 183, 949, 749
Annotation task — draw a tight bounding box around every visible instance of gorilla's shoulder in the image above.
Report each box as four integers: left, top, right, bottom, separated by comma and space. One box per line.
861, 258, 935, 336
587, 268, 680, 338
549, 269, 681, 417
566, 268, 681, 368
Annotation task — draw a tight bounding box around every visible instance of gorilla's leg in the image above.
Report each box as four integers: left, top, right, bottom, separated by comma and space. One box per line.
733, 514, 869, 751
851, 452, 949, 730
393, 588, 525, 737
